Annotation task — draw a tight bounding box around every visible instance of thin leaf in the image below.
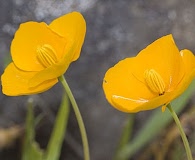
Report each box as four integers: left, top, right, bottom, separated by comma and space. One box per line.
45, 93, 70, 160
117, 80, 195, 159
114, 114, 135, 160
22, 98, 44, 160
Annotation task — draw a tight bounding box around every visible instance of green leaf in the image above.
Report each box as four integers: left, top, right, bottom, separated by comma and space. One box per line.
3, 53, 12, 68
22, 98, 44, 160
116, 80, 195, 159
114, 114, 135, 160
45, 93, 70, 160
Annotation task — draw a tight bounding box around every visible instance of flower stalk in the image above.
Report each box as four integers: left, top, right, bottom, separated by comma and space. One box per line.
59, 75, 90, 160
167, 103, 193, 160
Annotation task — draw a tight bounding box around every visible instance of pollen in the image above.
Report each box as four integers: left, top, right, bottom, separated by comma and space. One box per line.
37, 44, 58, 68
144, 69, 165, 95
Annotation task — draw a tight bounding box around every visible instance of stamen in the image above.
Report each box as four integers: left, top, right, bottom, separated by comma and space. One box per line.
144, 69, 165, 95
37, 44, 58, 68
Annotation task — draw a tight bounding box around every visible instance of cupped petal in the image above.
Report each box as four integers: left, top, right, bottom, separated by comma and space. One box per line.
103, 58, 157, 112
180, 49, 195, 73
111, 92, 172, 112
132, 34, 185, 92
109, 49, 195, 113
169, 49, 195, 100
11, 21, 66, 71
1, 63, 58, 96
49, 11, 86, 61
28, 47, 73, 87
28, 12, 86, 87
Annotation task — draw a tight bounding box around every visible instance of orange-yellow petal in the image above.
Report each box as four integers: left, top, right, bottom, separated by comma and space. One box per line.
111, 92, 172, 112
103, 58, 157, 112
103, 36, 195, 113
28, 46, 74, 87
180, 49, 195, 74
169, 49, 195, 100
49, 11, 86, 61
133, 34, 185, 92
145, 51, 195, 112
28, 12, 86, 88
1, 63, 58, 96
11, 22, 66, 71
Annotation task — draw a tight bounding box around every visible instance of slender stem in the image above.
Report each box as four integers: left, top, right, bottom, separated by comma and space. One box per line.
59, 75, 90, 160
167, 104, 193, 160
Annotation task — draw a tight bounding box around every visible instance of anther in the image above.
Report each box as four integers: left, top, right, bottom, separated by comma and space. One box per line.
37, 44, 58, 68
144, 69, 165, 95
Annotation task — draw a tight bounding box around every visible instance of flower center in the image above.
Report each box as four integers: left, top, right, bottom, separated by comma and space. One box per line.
36, 44, 58, 68
144, 69, 165, 95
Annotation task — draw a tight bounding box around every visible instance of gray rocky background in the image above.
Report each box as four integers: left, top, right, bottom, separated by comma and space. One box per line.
0, 0, 195, 160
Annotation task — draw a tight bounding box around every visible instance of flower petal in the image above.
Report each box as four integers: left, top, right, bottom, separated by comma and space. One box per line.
103, 58, 157, 112
111, 92, 172, 112
133, 34, 185, 92
29, 12, 86, 88
11, 22, 66, 71
1, 63, 58, 96
103, 35, 195, 113
108, 49, 195, 113
171, 49, 195, 99
49, 11, 86, 61
28, 46, 74, 87
180, 49, 195, 74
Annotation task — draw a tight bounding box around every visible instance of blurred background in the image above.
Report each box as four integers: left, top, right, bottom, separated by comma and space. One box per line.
0, 0, 195, 160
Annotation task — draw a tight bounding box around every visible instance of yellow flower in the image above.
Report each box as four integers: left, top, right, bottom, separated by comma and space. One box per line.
1, 12, 86, 96
103, 35, 195, 113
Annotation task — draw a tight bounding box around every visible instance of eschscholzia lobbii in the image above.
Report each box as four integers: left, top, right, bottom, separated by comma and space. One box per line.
1, 12, 86, 96
103, 35, 195, 113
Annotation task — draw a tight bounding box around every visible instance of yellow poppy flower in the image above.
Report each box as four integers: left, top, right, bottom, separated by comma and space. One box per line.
1, 12, 86, 96
103, 35, 195, 113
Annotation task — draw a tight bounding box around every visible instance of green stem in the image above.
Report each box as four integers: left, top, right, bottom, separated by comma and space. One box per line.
167, 103, 193, 160
59, 75, 90, 160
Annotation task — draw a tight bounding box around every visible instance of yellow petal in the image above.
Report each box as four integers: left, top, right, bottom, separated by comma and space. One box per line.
49, 11, 86, 61
11, 22, 66, 71
180, 49, 195, 73
133, 34, 185, 92
103, 35, 195, 113
103, 58, 157, 112
28, 46, 74, 87
105, 49, 195, 113
169, 49, 195, 100
161, 104, 167, 112
1, 63, 58, 96
111, 91, 174, 112
29, 12, 87, 88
